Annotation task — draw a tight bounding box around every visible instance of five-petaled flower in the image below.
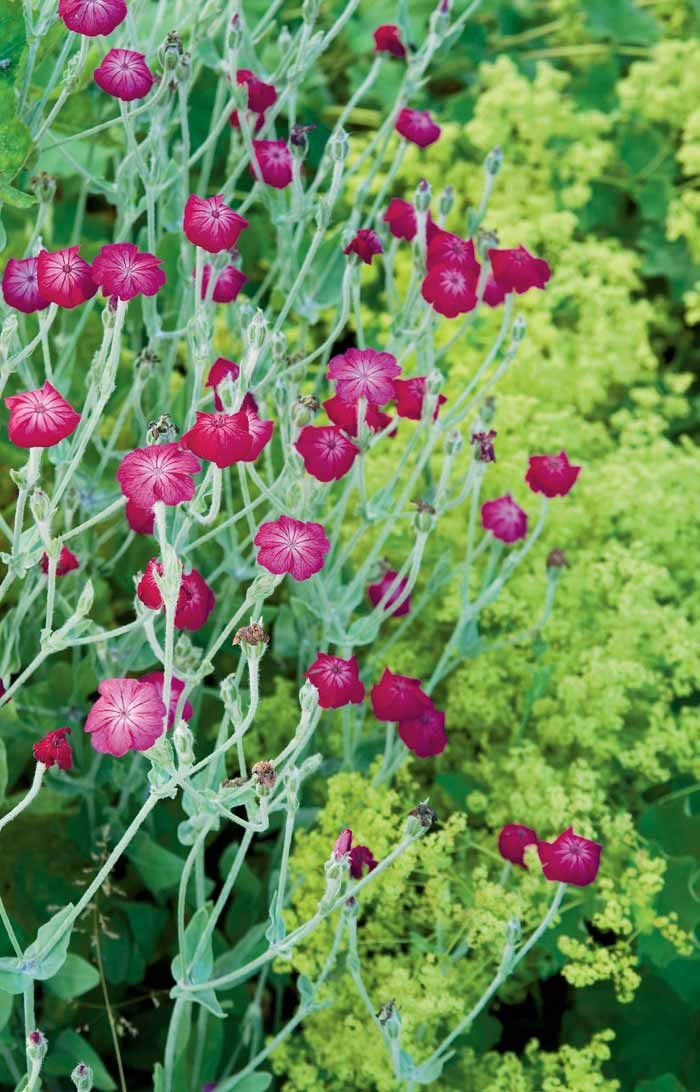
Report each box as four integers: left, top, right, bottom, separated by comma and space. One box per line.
305, 653, 365, 709
422, 264, 478, 318
344, 229, 383, 265
58, 0, 127, 36
33, 727, 73, 770
371, 668, 433, 722
349, 844, 378, 879
538, 827, 602, 887
398, 705, 447, 757
229, 69, 277, 129
498, 823, 538, 868
427, 231, 480, 276
373, 24, 406, 58
526, 451, 581, 498
239, 393, 274, 461
84, 677, 166, 757
383, 198, 417, 241
481, 494, 528, 544
250, 140, 293, 189
93, 48, 154, 100
394, 376, 446, 421
92, 243, 165, 300
327, 347, 401, 406
2, 257, 50, 314
198, 264, 248, 303
5, 381, 81, 448
117, 443, 201, 507
254, 515, 330, 581
488, 245, 551, 295
368, 570, 411, 616
395, 108, 441, 148
295, 424, 359, 482
37, 247, 97, 309
181, 410, 252, 468
40, 546, 80, 576
183, 194, 249, 253
323, 394, 393, 438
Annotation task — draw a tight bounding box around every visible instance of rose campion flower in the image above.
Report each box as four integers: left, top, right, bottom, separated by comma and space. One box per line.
344, 229, 383, 265
33, 727, 73, 770
498, 823, 539, 868
5, 381, 81, 448
125, 500, 155, 535
371, 668, 433, 722
373, 24, 406, 58
198, 264, 248, 303
91, 243, 165, 300
525, 451, 581, 498
40, 546, 80, 576
395, 108, 441, 148
250, 140, 293, 189
472, 430, 497, 463
117, 443, 201, 508
295, 425, 359, 482
488, 245, 551, 295
481, 494, 528, 544
254, 515, 330, 581
393, 377, 447, 421
239, 393, 274, 461
84, 677, 166, 757
327, 347, 401, 406
136, 558, 166, 611
37, 247, 97, 309
421, 264, 478, 318
537, 827, 602, 887
333, 829, 353, 859
426, 231, 480, 276
398, 706, 447, 758
383, 198, 417, 241
140, 671, 194, 728
181, 410, 252, 468
206, 358, 240, 411
483, 273, 507, 308
349, 845, 378, 879
235, 69, 277, 114
368, 570, 411, 616
93, 48, 154, 101
137, 560, 215, 631
58, 0, 127, 37
305, 653, 365, 709
323, 394, 393, 438
2, 257, 50, 314
183, 194, 249, 254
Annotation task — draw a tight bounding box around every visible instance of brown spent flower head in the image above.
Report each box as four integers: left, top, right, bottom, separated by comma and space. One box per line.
546, 547, 569, 569
411, 498, 436, 515
221, 776, 247, 789
251, 760, 276, 790
377, 999, 397, 1025
409, 801, 438, 829
233, 621, 270, 647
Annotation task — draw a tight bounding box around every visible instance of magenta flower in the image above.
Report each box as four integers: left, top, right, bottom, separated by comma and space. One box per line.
394, 376, 446, 421
5, 381, 81, 448
421, 264, 478, 319
327, 347, 401, 406
373, 24, 406, 58
84, 677, 166, 757
58, 0, 127, 36
183, 194, 249, 254
206, 358, 240, 411
93, 48, 154, 101
489, 246, 551, 295
526, 451, 581, 498
181, 410, 252, 468
295, 425, 359, 483
137, 560, 215, 632
427, 231, 480, 276
140, 671, 193, 728
537, 828, 602, 887
472, 430, 497, 463
236, 69, 277, 114
116, 442, 201, 508
33, 727, 73, 770
333, 829, 353, 859
199, 264, 248, 303
481, 494, 528, 544
137, 558, 165, 611
395, 108, 441, 148
398, 706, 447, 758
239, 393, 274, 462
2, 257, 50, 314
40, 546, 80, 576
383, 198, 417, 241
371, 668, 433, 722
323, 394, 393, 438
305, 653, 365, 709
483, 273, 507, 308
349, 845, 377, 879
368, 570, 410, 616
92, 243, 165, 301
344, 229, 383, 265
250, 140, 293, 189
125, 500, 155, 535
254, 515, 330, 581
498, 823, 538, 868
37, 247, 97, 309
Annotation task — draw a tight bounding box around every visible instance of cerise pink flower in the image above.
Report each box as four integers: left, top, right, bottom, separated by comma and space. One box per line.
206, 358, 240, 411
489, 246, 551, 295
421, 264, 478, 318
93, 48, 154, 101
327, 347, 401, 406
136, 559, 215, 631
199, 264, 248, 303
125, 500, 155, 535
537, 828, 602, 886
371, 668, 433, 722
305, 653, 365, 709
5, 381, 81, 448
254, 515, 330, 581
181, 410, 252, 468
33, 727, 73, 770
116, 442, 201, 508
92, 243, 165, 300
395, 108, 441, 148
323, 394, 393, 438
183, 195, 249, 254
140, 671, 193, 728
398, 706, 447, 758
235, 69, 277, 114
239, 393, 274, 461
58, 0, 127, 36
250, 140, 293, 189
2, 257, 50, 314
394, 377, 446, 421
37, 247, 97, 309
525, 451, 581, 498
295, 425, 359, 482
84, 677, 166, 757
349, 844, 378, 879
333, 829, 353, 859
40, 546, 80, 576
373, 24, 406, 58
383, 198, 417, 241
426, 231, 480, 276
481, 494, 528, 544
498, 823, 538, 868
344, 229, 383, 265
368, 570, 410, 616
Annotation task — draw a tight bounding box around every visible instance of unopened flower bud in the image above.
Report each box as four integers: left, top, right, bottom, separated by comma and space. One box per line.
175, 51, 191, 83
29, 488, 50, 526
174, 633, 203, 672
546, 548, 569, 570
271, 330, 287, 362
438, 185, 454, 218
329, 128, 349, 163
485, 145, 503, 176
445, 430, 464, 456
248, 571, 284, 599
75, 579, 94, 618
30, 172, 56, 204
290, 123, 315, 158
158, 31, 183, 69
479, 396, 496, 425
173, 722, 195, 768
478, 228, 499, 257
302, 0, 321, 24
63, 53, 83, 91
426, 369, 444, 396
27, 1029, 47, 1063
247, 309, 267, 349
504, 915, 521, 948
412, 498, 436, 533
408, 800, 437, 831
511, 314, 526, 342
291, 394, 319, 427
71, 1062, 94, 1091
299, 678, 319, 714
377, 1000, 401, 1039
415, 178, 432, 213
333, 828, 352, 860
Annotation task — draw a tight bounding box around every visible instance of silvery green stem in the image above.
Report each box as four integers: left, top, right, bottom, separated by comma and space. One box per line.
0, 762, 45, 835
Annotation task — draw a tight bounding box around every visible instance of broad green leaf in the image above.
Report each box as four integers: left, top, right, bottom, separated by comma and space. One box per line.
46, 953, 99, 999
171, 905, 214, 984
170, 983, 225, 1018
126, 831, 186, 893
0, 86, 30, 179
585, 0, 659, 43
0, 2, 26, 87
23, 903, 75, 980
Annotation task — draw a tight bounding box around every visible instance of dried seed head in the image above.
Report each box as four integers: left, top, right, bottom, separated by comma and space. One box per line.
251, 760, 276, 791
232, 621, 269, 647
409, 801, 438, 830
546, 548, 569, 569
411, 498, 436, 515
472, 429, 497, 463
146, 414, 178, 444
